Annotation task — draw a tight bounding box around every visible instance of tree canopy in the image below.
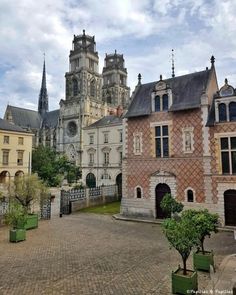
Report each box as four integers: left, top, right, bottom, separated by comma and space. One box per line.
32, 146, 81, 186
160, 193, 184, 217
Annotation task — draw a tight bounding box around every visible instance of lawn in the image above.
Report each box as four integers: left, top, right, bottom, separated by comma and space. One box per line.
79, 201, 121, 215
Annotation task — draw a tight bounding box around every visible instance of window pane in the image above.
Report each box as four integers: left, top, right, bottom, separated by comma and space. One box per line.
221, 152, 230, 174
155, 126, 160, 137
162, 125, 168, 136
163, 138, 169, 157
155, 96, 160, 112
220, 138, 228, 150
231, 151, 236, 174
162, 94, 169, 111
229, 102, 236, 121
230, 137, 236, 149
219, 103, 227, 121
155, 138, 161, 157
187, 190, 194, 202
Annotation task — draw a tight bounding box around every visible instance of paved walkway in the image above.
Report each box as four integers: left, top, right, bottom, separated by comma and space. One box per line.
0, 213, 235, 295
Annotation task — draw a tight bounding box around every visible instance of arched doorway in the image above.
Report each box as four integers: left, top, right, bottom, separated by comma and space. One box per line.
86, 173, 96, 188
0, 171, 10, 184
224, 190, 236, 226
155, 183, 171, 219
15, 171, 24, 178
116, 173, 122, 199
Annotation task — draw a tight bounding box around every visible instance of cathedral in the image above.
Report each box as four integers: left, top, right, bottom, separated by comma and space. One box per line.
4, 30, 130, 165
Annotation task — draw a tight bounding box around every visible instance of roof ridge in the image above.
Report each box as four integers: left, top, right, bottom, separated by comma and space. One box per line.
8, 105, 39, 113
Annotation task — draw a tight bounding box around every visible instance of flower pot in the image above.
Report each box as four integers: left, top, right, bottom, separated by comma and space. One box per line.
193, 250, 214, 272
9, 229, 26, 242
172, 267, 198, 294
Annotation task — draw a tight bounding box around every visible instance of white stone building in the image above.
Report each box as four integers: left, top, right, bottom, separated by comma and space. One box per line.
82, 110, 123, 189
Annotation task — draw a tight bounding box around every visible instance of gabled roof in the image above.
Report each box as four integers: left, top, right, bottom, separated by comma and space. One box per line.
0, 118, 32, 133
125, 69, 211, 118
84, 115, 123, 129
6, 105, 41, 129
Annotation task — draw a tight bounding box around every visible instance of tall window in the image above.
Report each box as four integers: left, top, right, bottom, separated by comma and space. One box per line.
17, 151, 24, 166
104, 152, 109, 165
3, 136, 9, 144
2, 150, 9, 165
155, 125, 169, 157
119, 131, 123, 143
18, 137, 24, 145
229, 102, 236, 121
89, 153, 94, 165
104, 133, 109, 143
219, 103, 227, 122
90, 80, 96, 97
89, 135, 94, 145
220, 137, 236, 174
154, 95, 160, 112
73, 79, 78, 96
162, 94, 169, 111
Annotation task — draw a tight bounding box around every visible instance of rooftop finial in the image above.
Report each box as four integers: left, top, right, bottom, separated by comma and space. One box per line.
83, 29, 85, 35
160, 74, 162, 81
211, 55, 215, 66
171, 49, 175, 78
225, 78, 228, 85
115, 49, 117, 55
138, 73, 141, 85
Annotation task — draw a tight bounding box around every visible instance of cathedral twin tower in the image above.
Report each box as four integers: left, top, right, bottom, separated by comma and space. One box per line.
57, 30, 130, 164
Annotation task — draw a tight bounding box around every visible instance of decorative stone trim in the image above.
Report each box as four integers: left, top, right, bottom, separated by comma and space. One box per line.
134, 185, 143, 199
133, 132, 142, 155
182, 127, 194, 153
184, 187, 196, 202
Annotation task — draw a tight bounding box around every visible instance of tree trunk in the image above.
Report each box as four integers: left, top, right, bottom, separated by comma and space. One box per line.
182, 256, 187, 275
200, 237, 205, 254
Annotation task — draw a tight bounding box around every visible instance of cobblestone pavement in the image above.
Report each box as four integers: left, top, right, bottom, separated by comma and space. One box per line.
0, 213, 235, 295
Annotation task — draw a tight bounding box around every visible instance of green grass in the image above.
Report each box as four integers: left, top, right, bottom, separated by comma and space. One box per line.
79, 201, 121, 215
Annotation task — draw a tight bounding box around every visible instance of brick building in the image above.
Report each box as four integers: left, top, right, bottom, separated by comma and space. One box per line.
121, 57, 236, 226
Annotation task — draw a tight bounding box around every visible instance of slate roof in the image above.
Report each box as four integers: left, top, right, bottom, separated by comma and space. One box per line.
125, 69, 211, 118
0, 118, 32, 133
85, 115, 123, 129
42, 109, 60, 128
6, 105, 41, 129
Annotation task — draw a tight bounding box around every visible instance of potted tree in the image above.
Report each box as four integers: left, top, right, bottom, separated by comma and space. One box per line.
182, 209, 218, 272
163, 216, 199, 294
5, 202, 27, 242
8, 174, 48, 230
160, 193, 184, 218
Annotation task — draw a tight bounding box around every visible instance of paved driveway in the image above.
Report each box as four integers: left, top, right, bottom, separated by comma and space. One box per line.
0, 213, 235, 295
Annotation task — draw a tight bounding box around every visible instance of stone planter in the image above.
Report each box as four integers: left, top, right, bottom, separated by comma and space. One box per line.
193, 250, 214, 272
10, 229, 26, 242
172, 267, 198, 294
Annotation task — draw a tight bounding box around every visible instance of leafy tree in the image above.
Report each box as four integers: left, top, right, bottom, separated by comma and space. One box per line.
160, 193, 184, 217
182, 209, 218, 254
8, 174, 48, 213
163, 216, 199, 275
32, 146, 81, 186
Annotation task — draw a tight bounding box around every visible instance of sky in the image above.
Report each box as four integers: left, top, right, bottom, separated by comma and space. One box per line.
1, 0, 236, 118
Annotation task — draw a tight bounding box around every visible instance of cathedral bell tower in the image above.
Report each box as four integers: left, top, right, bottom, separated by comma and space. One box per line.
102, 50, 130, 108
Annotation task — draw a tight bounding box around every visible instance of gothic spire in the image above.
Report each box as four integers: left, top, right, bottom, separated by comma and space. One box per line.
171, 49, 175, 78
38, 55, 49, 116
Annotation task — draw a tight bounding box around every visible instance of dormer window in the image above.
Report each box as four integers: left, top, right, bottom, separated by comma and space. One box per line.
162, 94, 169, 111
154, 94, 169, 112
219, 103, 227, 122
155, 96, 160, 112
229, 102, 236, 121
152, 79, 172, 112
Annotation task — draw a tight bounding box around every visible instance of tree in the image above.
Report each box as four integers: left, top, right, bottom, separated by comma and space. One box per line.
8, 174, 48, 213
160, 193, 184, 217
4, 202, 27, 229
32, 146, 81, 186
182, 209, 218, 254
163, 216, 199, 275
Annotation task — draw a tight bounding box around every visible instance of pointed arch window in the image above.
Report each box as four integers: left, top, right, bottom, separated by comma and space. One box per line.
73, 79, 78, 96
90, 80, 96, 97
229, 102, 236, 121
219, 103, 227, 122
135, 186, 142, 198
162, 94, 169, 111
154, 95, 160, 112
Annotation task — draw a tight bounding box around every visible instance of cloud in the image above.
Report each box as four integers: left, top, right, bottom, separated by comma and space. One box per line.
0, 0, 236, 118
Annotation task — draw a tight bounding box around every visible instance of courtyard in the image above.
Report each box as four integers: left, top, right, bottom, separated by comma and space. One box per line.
0, 213, 235, 295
